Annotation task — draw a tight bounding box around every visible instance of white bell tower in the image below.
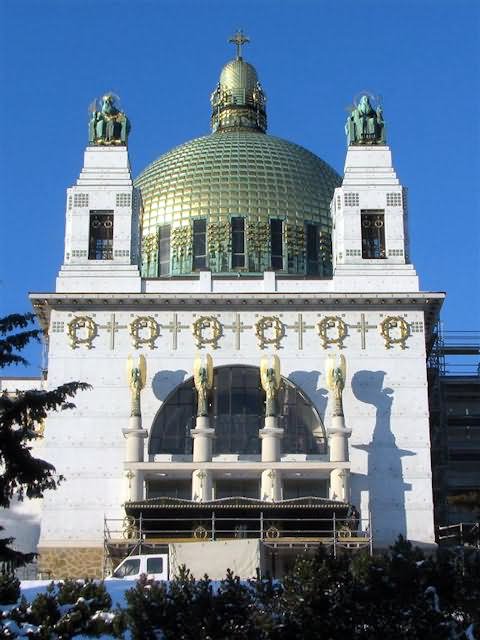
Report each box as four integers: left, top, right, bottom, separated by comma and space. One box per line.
56, 94, 141, 294
331, 96, 419, 293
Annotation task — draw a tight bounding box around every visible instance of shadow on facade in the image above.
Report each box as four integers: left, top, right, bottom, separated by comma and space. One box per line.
151, 369, 188, 402
351, 370, 414, 542
289, 370, 328, 421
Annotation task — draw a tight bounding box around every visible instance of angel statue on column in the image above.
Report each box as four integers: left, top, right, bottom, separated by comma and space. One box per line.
126, 354, 147, 417
325, 353, 347, 417
193, 353, 213, 417
260, 354, 282, 417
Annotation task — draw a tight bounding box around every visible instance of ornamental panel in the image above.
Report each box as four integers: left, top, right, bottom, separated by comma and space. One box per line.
192, 316, 223, 349
317, 316, 348, 349
67, 316, 97, 350
129, 316, 160, 349
255, 316, 285, 350
379, 316, 410, 349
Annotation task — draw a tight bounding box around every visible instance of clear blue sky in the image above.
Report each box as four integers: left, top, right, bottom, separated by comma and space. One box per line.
1, 0, 479, 376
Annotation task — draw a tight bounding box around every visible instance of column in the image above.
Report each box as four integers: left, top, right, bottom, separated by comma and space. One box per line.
190, 415, 215, 463
261, 469, 282, 502
122, 414, 148, 502
192, 468, 213, 502
259, 416, 284, 463
328, 416, 352, 502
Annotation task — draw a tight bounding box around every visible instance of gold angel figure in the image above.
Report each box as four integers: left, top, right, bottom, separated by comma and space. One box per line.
193, 353, 213, 417
260, 354, 281, 417
325, 353, 346, 416
126, 354, 147, 417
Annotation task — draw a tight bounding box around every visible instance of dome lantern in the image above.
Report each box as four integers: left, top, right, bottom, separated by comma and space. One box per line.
210, 31, 267, 133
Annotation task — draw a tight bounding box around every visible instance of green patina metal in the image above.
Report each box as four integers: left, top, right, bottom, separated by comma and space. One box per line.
345, 95, 386, 146
88, 94, 131, 146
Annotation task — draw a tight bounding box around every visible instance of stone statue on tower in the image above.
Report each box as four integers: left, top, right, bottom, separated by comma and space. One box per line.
88, 94, 131, 146
345, 94, 386, 146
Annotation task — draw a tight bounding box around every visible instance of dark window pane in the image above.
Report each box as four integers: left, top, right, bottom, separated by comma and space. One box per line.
231, 217, 245, 268
114, 559, 140, 578
146, 557, 164, 573
270, 219, 283, 270
88, 211, 113, 260
361, 211, 386, 259
193, 219, 207, 269
158, 225, 171, 275
306, 224, 319, 274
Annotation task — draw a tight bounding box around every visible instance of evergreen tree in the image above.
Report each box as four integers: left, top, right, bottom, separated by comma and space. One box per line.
0, 312, 89, 568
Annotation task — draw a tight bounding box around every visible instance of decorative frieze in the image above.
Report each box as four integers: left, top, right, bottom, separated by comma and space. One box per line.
62, 312, 415, 352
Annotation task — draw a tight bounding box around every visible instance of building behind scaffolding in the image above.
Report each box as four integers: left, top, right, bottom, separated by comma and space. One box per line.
428, 330, 480, 546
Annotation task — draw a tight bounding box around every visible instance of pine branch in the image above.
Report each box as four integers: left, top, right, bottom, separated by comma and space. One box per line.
0, 313, 41, 369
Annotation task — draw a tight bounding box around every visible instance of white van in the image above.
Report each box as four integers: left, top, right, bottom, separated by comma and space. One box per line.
110, 554, 168, 581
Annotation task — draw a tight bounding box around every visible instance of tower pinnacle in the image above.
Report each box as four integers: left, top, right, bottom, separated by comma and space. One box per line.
229, 29, 250, 59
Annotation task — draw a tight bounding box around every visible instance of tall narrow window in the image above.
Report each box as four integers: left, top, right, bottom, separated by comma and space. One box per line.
361, 211, 386, 259
231, 217, 245, 268
192, 219, 207, 269
88, 211, 113, 260
306, 223, 319, 274
158, 225, 171, 275
270, 219, 283, 270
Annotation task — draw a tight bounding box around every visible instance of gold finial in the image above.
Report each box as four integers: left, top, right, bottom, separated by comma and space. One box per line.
229, 29, 250, 59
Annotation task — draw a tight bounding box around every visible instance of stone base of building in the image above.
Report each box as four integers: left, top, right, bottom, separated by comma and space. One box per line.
38, 546, 104, 579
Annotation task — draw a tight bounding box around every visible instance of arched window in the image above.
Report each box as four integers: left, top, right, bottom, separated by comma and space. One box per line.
149, 365, 326, 456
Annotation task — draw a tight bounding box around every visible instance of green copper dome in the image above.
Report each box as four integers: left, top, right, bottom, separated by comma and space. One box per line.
134, 42, 340, 277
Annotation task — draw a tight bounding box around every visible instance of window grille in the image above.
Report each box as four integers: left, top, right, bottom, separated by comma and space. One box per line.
388, 249, 404, 256
270, 219, 284, 270
88, 211, 113, 260
148, 365, 327, 456
344, 192, 359, 207
336, 195, 342, 210
73, 193, 89, 207
192, 219, 207, 269
114, 249, 130, 257
51, 321, 64, 333
68, 196, 72, 210
71, 250, 88, 257
346, 249, 361, 256
386, 192, 402, 207
116, 193, 131, 207
361, 210, 386, 259
231, 217, 245, 268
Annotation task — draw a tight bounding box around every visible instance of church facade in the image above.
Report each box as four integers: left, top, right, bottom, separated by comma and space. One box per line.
27, 34, 443, 578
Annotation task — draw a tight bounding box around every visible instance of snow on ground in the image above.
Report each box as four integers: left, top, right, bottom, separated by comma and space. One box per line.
21, 578, 136, 609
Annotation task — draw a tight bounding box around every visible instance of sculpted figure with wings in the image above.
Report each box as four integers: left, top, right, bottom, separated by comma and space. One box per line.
126, 355, 147, 417
193, 353, 213, 417
260, 354, 281, 418
325, 353, 347, 417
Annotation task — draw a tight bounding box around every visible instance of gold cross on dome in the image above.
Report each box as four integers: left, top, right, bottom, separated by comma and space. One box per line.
229, 29, 250, 59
